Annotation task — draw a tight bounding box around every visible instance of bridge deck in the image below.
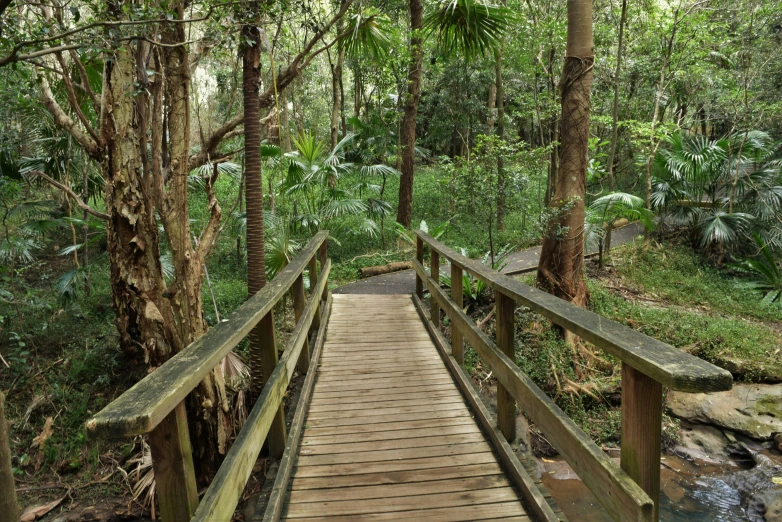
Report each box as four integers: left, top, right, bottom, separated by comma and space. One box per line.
280, 294, 531, 521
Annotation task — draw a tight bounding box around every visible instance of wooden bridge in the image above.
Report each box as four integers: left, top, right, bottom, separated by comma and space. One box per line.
87, 231, 732, 522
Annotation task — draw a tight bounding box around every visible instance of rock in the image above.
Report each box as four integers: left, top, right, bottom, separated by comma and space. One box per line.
667, 384, 782, 440
775, 433, 782, 452
675, 421, 730, 463
764, 489, 782, 522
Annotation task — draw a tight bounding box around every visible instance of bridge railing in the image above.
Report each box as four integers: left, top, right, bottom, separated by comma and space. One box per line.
86, 231, 331, 522
413, 230, 732, 522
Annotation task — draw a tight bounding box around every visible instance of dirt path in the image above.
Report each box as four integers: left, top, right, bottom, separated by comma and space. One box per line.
334, 223, 644, 295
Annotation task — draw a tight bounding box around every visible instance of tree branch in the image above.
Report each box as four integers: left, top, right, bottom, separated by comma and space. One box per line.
29, 170, 109, 220
195, 165, 223, 265
37, 71, 102, 158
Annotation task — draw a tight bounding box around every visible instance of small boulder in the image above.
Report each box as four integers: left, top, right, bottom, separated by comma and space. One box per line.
667, 384, 782, 441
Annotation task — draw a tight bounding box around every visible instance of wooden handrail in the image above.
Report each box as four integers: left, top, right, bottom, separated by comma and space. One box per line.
86, 231, 329, 440
413, 230, 734, 522
415, 231, 732, 393
415, 260, 652, 522
85, 231, 331, 522
193, 260, 331, 522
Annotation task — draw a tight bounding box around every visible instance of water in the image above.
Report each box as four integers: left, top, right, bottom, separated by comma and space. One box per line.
539, 453, 755, 520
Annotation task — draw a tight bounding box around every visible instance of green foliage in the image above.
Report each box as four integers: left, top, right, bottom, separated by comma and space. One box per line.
585, 192, 655, 252
424, 0, 514, 59
729, 233, 782, 305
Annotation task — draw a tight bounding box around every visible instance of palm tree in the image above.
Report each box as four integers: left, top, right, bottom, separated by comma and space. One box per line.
396, 0, 511, 228
652, 130, 782, 256
585, 192, 655, 268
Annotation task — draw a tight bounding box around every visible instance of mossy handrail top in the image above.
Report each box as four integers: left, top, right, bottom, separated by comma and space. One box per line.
85, 231, 329, 440
415, 230, 732, 393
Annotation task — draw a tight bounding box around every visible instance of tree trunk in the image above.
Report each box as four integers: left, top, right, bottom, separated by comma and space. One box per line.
0, 393, 19, 522
330, 19, 345, 151
537, 0, 593, 309
280, 90, 291, 151
604, 0, 627, 260
82, 164, 90, 295
396, 0, 424, 227
487, 83, 496, 133
495, 49, 506, 231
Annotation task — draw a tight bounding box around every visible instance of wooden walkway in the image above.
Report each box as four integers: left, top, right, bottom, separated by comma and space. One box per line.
280, 294, 531, 521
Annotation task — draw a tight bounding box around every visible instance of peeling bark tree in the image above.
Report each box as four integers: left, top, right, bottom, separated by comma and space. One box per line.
537, 0, 594, 308
396, 0, 424, 228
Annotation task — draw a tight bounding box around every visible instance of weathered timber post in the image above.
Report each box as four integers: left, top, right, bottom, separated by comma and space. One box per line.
496, 291, 517, 442
451, 264, 464, 364
430, 250, 440, 328
258, 310, 286, 458
0, 392, 19, 522
147, 402, 199, 522
308, 255, 321, 331
621, 363, 663, 521
319, 240, 328, 301
415, 236, 424, 298
292, 274, 310, 374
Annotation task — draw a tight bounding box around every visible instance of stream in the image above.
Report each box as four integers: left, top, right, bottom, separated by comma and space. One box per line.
540, 449, 782, 521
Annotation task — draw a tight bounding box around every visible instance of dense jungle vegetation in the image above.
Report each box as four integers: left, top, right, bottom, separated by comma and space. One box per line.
0, 0, 780, 519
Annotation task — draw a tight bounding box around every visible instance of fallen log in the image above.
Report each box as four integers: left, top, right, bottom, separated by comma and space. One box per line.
359, 261, 413, 278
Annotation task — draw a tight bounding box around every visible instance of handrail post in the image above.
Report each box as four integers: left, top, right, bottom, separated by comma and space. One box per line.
496, 291, 516, 442
415, 236, 424, 298
309, 255, 321, 331
319, 240, 328, 301
292, 273, 310, 374
430, 250, 440, 328
257, 310, 286, 458
147, 401, 199, 522
451, 263, 464, 364
621, 363, 663, 521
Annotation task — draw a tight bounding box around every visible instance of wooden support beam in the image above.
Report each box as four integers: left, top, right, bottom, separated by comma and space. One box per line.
451, 264, 464, 365
0, 392, 19, 522
309, 256, 321, 331
415, 236, 424, 299
292, 273, 310, 374
430, 250, 440, 329
258, 311, 286, 459
147, 402, 199, 522
319, 241, 329, 301
621, 363, 663, 522
496, 291, 516, 443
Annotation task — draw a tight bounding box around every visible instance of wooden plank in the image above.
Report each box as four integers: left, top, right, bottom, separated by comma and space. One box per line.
496, 290, 517, 443
283, 488, 520, 518
413, 293, 563, 522
301, 423, 480, 445
416, 231, 732, 393
307, 396, 464, 413
415, 260, 653, 522
299, 433, 486, 456
316, 361, 446, 372
263, 294, 332, 522
147, 402, 199, 522
287, 475, 511, 503
309, 389, 462, 406
86, 231, 328, 439
191, 260, 331, 522
307, 256, 321, 331
281, 502, 529, 522
310, 382, 458, 400
291, 452, 499, 478
295, 441, 491, 466
305, 402, 468, 421
303, 409, 474, 429
314, 368, 450, 382
621, 363, 663, 522
301, 416, 474, 437
310, 375, 455, 392
289, 462, 504, 490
